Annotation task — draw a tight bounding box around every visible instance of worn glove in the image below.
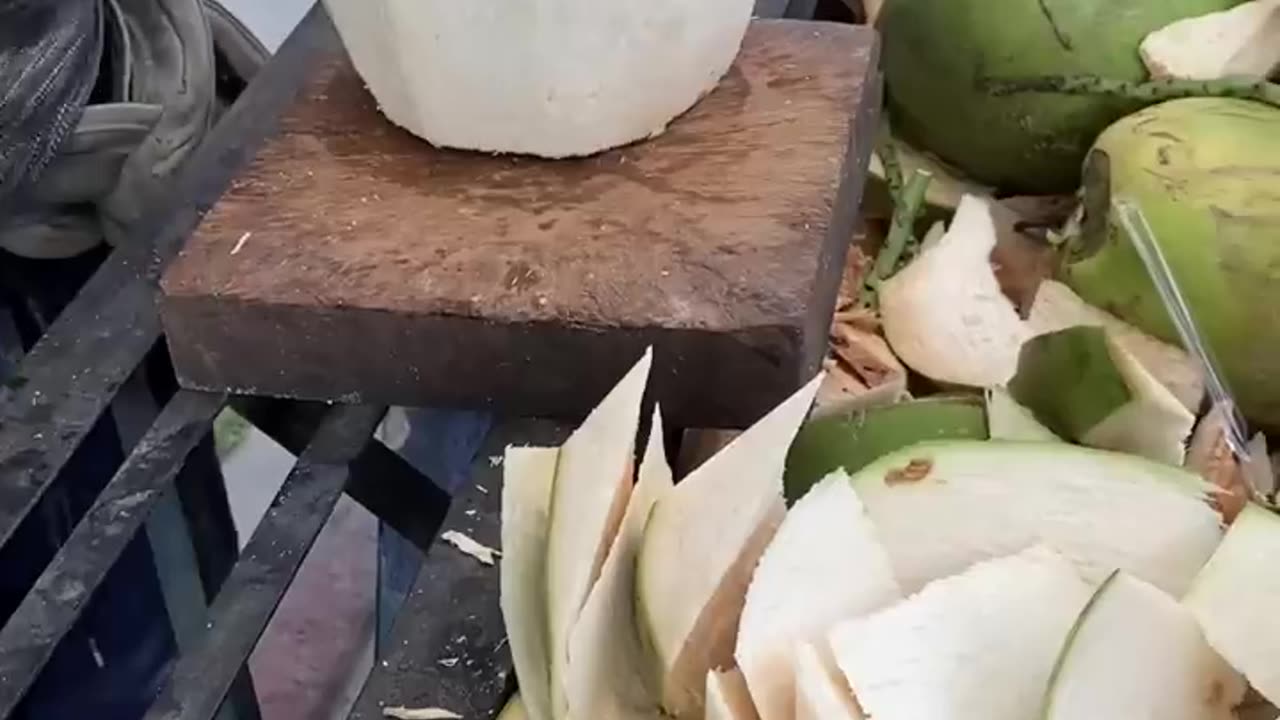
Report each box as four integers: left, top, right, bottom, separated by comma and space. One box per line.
0, 0, 268, 260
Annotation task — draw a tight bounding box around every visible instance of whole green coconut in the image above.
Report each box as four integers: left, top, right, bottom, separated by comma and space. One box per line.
880, 0, 1242, 194
1061, 97, 1280, 430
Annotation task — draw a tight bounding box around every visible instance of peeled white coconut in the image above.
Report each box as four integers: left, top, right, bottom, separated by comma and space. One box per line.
1043, 571, 1244, 720
545, 350, 651, 717
1185, 504, 1280, 705
705, 668, 762, 720
879, 194, 1029, 387
849, 440, 1223, 595
1140, 0, 1280, 80
500, 446, 560, 720
984, 387, 1061, 442
1008, 325, 1195, 465
830, 545, 1094, 720
1027, 279, 1205, 411
321, 0, 752, 158
793, 643, 864, 720
734, 471, 900, 720
636, 375, 822, 717
565, 408, 674, 719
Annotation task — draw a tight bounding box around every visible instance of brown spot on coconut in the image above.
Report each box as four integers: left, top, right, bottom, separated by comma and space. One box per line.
885, 458, 934, 485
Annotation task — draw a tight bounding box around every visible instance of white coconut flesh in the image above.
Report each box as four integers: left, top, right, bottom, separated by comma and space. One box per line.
1186, 504, 1280, 705
793, 643, 864, 720
879, 193, 1029, 388
849, 440, 1222, 595
1140, 0, 1280, 81
565, 408, 674, 720
500, 446, 560, 720
1043, 571, 1244, 720
322, 0, 753, 158
1008, 325, 1195, 466
545, 349, 651, 717
830, 545, 1094, 720
1027, 279, 1205, 411
984, 387, 1061, 442
734, 471, 900, 720
636, 375, 822, 717
706, 667, 762, 720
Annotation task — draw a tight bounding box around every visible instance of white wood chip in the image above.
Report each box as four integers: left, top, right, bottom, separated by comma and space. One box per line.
441, 530, 500, 565
381, 707, 462, 719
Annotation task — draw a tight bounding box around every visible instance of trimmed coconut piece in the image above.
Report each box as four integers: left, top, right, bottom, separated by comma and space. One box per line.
1186, 504, 1280, 705
500, 446, 559, 720
637, 376, 822, 717
565, 409, 674, 719
322, 0, 753, 158
793, 643, 864, 720
706, 668, 761, 720
735, 471, 901, 720
880, 194, 1029, 388
984, 387, 1060, 442
1140, 0, 1280, 80
1027, 279, 1205, 411
1009, 325, 1195, 465
545, 350, 652, 717
851, 440, 1222, 595
831, 545, 1094, 720
1043, 571, 1244, 720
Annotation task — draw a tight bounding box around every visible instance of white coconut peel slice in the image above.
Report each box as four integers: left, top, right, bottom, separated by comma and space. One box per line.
880, 194, 1029, 387
793, 643, 864, 720
636, 376, 822, 717
1140, 0, 1280, 81
706, 667, 762, 720
500, 446, 560, 720
830, 545, 1094, 720
1027, 279, 1205, 411
1008, 325, 1195, 465
565, 408, 675, 719
545, 349, 652, 717
1043, 571, 1244, 720
734, 471, 900, 720
323, 0, 753, 157
850, 440, 1222, 595
1185, 504, 1280, 705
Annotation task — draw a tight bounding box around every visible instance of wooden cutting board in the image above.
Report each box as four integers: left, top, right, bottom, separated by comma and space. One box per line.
160, 19, 881, 428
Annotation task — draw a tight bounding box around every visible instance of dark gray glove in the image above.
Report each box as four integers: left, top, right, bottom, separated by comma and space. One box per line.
0, 0, 268, 260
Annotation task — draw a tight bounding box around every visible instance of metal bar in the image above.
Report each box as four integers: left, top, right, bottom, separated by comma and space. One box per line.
0, 390, 227, 716
142, 403, 386, 720
0, 4, 339, 555
348, 419, 570, 720
230, 397, 453, 553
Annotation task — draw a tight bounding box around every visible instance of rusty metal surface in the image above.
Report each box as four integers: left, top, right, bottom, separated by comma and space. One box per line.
160, 19, 882, 428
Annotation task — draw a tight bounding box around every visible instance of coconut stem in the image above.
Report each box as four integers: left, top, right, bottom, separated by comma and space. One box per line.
860, 169, 932, 307
982, 74, 1280, 109
876, 141, 905, 204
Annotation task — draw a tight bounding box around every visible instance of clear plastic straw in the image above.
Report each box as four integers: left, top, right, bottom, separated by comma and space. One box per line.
1112, 197, 1250, 459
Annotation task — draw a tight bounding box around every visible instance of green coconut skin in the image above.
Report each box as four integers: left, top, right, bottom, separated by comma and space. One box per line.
880, 0, 1242, 194
1061, 97, 1280, 430
1009, 326, 1133, 442
783, 396, 988, 502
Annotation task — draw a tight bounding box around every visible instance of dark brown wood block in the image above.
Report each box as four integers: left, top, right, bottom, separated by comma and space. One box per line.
160, 19, 881, 428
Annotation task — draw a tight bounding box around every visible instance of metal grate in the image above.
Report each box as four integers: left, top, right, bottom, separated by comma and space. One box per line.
0, 1, 830, 717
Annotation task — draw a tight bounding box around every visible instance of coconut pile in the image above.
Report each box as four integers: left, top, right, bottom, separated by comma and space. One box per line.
487, 1, 1280, 719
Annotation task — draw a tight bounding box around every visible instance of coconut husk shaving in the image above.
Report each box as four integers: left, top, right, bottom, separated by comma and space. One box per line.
1185, 402, 1275, 522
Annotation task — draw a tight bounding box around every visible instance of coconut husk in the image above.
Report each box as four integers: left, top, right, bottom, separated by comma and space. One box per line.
1184, 403, 1276, 523
988, 195, 1074, 314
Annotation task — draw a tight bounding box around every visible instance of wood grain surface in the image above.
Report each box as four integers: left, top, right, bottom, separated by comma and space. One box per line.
161, 18, 881, 427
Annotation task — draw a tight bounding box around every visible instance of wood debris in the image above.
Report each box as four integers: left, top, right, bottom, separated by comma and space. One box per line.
441, 530, 500, 566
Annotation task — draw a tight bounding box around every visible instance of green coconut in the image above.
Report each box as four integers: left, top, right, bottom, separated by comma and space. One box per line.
880, 0, 1244, 194
1060, 97, 1280, 430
